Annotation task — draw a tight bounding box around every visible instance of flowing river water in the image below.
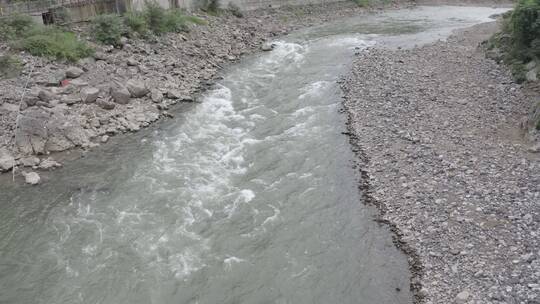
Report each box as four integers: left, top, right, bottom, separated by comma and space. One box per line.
0, 6, 508, 304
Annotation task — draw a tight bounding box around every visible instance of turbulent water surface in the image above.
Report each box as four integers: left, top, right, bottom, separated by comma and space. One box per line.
0, 6, 507, 304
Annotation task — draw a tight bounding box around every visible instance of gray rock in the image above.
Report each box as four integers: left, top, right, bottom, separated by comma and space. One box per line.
151, 89, 163, 103
526, 68, 537, 82
126, 79, 149, 98
14, 108, 50, 154
93, 52, 107, 60
127, 57, 139, 66
80, 87, 100, 103
455, 290, 470, 303
525, 61, 537, 71
38, 158, 62, 170
0, 148, 15, 172
61, 95, 81, 105
166, 89, 182, 99
22, 171, 40, 185
101, 135, 109, 143
110, 86, 131, 104
38, 89, 56, 102
20, 156, 40, 167
97, 98, 116, 110
261, 42, 275, 51
65, 66, 84, 78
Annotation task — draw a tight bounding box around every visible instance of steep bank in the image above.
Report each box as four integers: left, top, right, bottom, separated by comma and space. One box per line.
343, 22, 540, 303
0, 1, 404, 179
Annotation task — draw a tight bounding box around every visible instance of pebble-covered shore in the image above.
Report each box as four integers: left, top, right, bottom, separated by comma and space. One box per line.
343, 22, 539, 303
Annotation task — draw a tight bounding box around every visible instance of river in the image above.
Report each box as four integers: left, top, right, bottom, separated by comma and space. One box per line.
0, 6, 507, 304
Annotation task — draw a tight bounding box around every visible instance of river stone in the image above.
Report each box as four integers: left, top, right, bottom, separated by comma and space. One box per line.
39, 158, 62, 170
23, 171, 40, 185
526, 68, 538, 82
127, 57, 139, 66
110, 86, 131, 104
0, 148, 15, 172
456, 290, 470, 303
61, 95, 81, 105
65, 66, 84, 78
261, 42, 275, 51
20, 156, 40, 167
126, 79, 149, 98
166, 89, 182, 99
38, 89, 56, 102
81, 87, 100, 103
151, 89, 163, 103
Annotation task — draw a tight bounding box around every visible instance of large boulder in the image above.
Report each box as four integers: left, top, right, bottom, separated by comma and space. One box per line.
126, 79, 149, 98
15, 107, 50, 154
65, 66, 84, 78
38, 89, 56, 102
110, 86, 131, 104
81, 87, 100, 103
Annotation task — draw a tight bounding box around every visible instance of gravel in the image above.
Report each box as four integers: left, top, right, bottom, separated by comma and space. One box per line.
342, 22, 540, 303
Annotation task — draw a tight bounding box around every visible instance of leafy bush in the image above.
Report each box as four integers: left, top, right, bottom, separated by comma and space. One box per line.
0, 14, 36, 40
143, 1, 167, 34
18, 30, 94, 61
92, 14, 124, 46
124, 12, 148, 36
0, 55, 22, 79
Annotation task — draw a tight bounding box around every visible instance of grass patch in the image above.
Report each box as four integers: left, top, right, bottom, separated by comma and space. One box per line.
1, 14, 93, 62
0, 54, 22, 79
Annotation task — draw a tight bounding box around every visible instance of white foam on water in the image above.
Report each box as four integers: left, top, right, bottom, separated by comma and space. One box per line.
224, 256, 246, 271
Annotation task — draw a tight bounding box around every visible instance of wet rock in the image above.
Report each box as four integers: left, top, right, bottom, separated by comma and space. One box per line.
126, 79, 149, 98
80, 87, 100, 103
110, 86, 131, 104
101, 135, 109, 143
0, 148, 15, 172
261, 42, 275, 51
38, 158, 62, 170
65, 66, 84, 78
22, 171, 40, 185
20, 156, 40, 167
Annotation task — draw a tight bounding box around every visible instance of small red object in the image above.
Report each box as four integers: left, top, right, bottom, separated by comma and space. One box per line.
61, 79, 70, 87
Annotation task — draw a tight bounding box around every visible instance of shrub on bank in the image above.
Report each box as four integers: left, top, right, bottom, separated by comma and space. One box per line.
0, 14, 93, 62
488, 0, 540, 82
92, 14, 124, 46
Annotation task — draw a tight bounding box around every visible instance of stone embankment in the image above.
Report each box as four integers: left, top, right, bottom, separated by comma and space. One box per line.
0, 1, 383, 183
343, 22, 539, 303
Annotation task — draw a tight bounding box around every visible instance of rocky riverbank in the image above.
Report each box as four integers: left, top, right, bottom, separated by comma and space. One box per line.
342, 22, 540, 303
1, 1, 406, 182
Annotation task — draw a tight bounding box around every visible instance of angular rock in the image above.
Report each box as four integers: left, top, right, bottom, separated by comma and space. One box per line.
65, 66, 84, 78
110, 86, 131, 104
166, 89, 182, 99
526, 68, 537, 82
261, 42, 275, 51
22, 171, 40, 185
80, 87, 100, 103
61, 95, 81, 105
126, 79, 149, 98
15, 108, 50, 155
0, 148, 15, 172
151, 89, 163, 103
127, 57, 139, 66
38, 89, 56, 102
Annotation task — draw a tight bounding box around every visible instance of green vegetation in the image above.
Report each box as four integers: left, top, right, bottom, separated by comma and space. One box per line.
0, 55, 22, 79
488, 0, 539, 82
91, 14, 124, 46
0, 14, 93, 61
91, 1, 206, 44
353, 0, 371, 7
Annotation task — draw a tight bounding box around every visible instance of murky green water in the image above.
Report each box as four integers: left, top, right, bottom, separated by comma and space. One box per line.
0, 6, 507, 304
